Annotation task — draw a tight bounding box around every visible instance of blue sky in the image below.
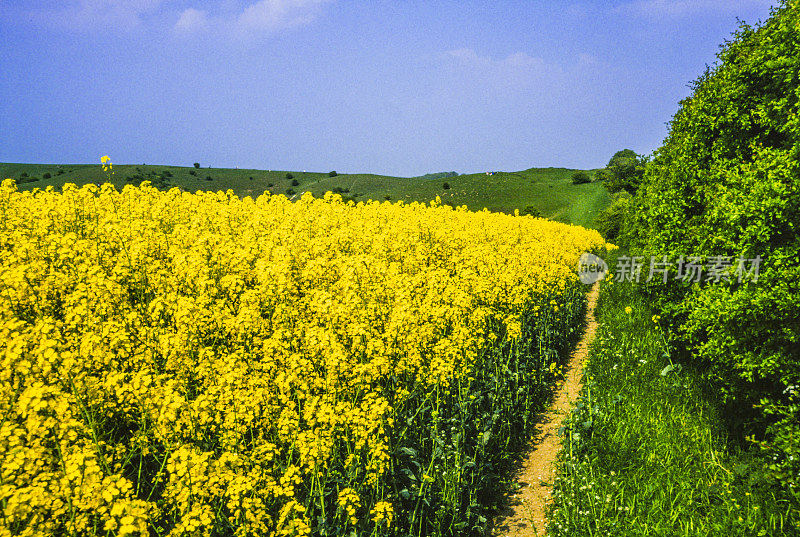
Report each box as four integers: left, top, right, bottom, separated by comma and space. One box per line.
0, 0, 779, 176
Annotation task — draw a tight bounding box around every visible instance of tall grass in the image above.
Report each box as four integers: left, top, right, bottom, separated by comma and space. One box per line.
548, 277, 800, 536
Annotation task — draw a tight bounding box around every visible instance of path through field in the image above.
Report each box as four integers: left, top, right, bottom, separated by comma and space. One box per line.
492, 282, 599, 537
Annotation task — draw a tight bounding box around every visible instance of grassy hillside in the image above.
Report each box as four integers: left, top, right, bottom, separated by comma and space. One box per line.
0, 163, 611, 228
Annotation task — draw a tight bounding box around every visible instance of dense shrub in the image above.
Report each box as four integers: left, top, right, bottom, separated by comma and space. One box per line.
286, 172, 294, 180
520, 205, 541, 218
127, 173, 145, 185
593, 195, 630, 242
442, 182, 451, 190
600, 150, 646, 194
571, 171, 591, 185
329, 171, 338, 177
291, 179, 300, 186
43, 172, 51, 179
593, 168, 610, 182
194, 162, 200, 168
620, 0, 800, 497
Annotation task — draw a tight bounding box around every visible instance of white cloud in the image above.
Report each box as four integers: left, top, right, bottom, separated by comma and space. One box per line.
235, 0, 331, 33
171, 0, 332, 40
23, 0, 330, 37
28, 0, 163, 30
616, 0, 774, 18
174, 8, 209, 35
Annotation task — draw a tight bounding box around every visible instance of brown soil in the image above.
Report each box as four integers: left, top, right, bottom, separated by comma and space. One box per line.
491, 282, 599, 537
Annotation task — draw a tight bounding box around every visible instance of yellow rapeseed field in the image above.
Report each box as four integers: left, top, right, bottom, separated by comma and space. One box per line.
0, 174, 608, 537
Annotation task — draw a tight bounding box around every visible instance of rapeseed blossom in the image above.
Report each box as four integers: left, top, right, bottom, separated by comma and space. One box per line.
0, 179, 608, 536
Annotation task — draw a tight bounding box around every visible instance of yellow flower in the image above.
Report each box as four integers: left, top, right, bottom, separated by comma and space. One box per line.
370, 501, 394, 527
0, 180, 611, 535
625, 306, 632, 314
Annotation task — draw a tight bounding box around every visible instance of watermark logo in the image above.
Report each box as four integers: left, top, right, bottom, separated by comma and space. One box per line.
578, 252, 608, 284
577, 253, 761, 285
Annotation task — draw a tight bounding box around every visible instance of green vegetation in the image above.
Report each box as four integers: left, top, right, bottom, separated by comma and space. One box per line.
553, 2, 800, 533
598, 149, 646, 194
571, 171, 591, 185
549, 277, 798, 536
621, 0, 800, 501
593, 194, 631, 242
520, 205, 541, 218
417, 171, 459, 180
0, 163, 612, 227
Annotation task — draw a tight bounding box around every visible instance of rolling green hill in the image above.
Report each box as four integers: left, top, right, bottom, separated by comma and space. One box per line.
0, 163, 611, 228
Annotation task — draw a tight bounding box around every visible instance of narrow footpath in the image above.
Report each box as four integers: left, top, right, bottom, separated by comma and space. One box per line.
492, 282, 600, 537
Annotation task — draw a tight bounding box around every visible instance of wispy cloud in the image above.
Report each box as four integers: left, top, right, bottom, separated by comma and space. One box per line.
27, 0, 163, 31
615, 0, 774, 18
21, 0, 332, 37
173, 0, 333, 39
174, 8, 209, 35
235, 0, 331, 33
445, 49, 547, 74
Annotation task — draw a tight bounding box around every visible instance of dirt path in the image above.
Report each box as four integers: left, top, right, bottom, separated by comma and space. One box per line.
492, 282, 599, 537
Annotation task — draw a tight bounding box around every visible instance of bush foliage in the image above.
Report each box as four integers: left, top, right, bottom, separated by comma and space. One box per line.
620, 0, 800, 497
593, 195, 630, 242
570, 171, 591, 185
601, 150, 646, 194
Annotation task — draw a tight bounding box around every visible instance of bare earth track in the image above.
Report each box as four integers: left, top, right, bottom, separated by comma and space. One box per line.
492, 282, 600, 537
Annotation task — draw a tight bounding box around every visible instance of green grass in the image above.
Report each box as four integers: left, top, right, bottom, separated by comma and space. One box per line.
548, 269, 800, 536
0, 163, 611, 228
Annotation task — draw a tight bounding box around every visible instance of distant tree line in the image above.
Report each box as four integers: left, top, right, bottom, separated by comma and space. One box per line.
418, 171, 458, 180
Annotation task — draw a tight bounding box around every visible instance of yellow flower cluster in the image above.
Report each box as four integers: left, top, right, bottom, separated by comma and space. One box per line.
0, 179, 607, 536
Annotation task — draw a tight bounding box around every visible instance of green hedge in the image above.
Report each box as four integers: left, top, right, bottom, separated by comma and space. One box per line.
620, 0, 800, 497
